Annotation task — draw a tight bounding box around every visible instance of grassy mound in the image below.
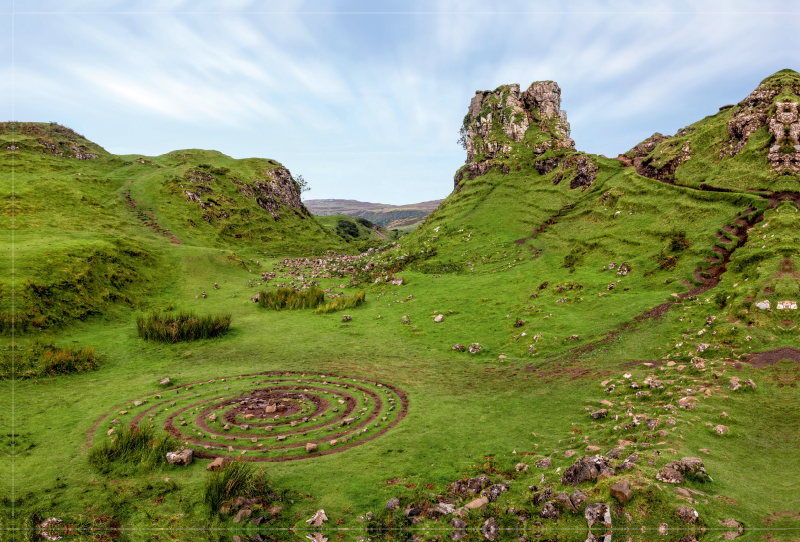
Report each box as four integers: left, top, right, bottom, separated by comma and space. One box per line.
136, 311, 232, 342
88, 424, 178, 474
314, 290, 366, 313
0, 343, 98, 380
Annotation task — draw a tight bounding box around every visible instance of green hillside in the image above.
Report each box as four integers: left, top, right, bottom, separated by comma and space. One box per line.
3, 71, 800, 540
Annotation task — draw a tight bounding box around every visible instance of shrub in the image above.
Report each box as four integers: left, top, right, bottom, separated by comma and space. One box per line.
136, 311, 232, 343
314, 291, 366, 314
88, 424, 178, 473
337, 219, 360, 238
0, 343, 98, 380
657, 249, 678, 270
665, 228, 690, 251
258, 287, 325, 310
204, 460, 271, 516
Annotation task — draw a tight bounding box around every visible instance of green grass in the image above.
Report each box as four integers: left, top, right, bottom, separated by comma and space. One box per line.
3, 72, 800, 538
0, 342, 98, 380
87, 423, 179, 474
136, 311, 232, 343
258, 287, 325, 310
314, 290, 366, 314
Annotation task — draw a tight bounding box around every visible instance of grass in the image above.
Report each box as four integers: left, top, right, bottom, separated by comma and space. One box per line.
258, 287, 325, 310
87, 424, 178, 474
136, 311, 232, 342
203, 460, 270, 516
3, 72, 800, 537
314, 290, 366, 314
0, 342, 98, 380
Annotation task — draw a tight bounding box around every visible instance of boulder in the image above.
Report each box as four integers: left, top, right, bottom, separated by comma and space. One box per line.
166, 448, 193, 466
610, 480, 633, 504
570, 490, 589, 511
584, 503, 611, 528
540, 501, 560, 519
385, 497, 400, 510
482, 483, 508, 502
481, 518, 500, 541
306, 509, 328, 527
561, 455, 614, 486
465, 496, 489, 509
434, 502, 456, 516
535, 457, 551, 468
655, 467, 684, 484
207, 457, 230, 471
676, 506, 699, 524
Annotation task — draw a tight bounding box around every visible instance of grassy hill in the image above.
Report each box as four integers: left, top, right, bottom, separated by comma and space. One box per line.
3, 71, 800, 540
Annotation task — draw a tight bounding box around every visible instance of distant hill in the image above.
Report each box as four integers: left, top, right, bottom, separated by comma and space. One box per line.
303, 198, 444, 230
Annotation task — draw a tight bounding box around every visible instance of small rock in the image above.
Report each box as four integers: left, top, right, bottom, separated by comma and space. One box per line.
434, 314, 444, 323
658, 523, 668, 535
540, 501, 560, 519
464, 496, 489, 509
610, 480, 633, 504
676, 505, 699, 524
165, 448, 193, 466
159, 377, 170, 385
714, 424, 730, 435
233, 508, 252, 523
306, 442, 318, 453
207, 457, 228, 471
584, 503, 611, 528
342, 315, 351, 322
452, 343, 466, 352
468, 343, 482, 354
385, 497, 400, 510
481, 518, 500, 541
535, 457, 551, 468
306, 509, 328, 527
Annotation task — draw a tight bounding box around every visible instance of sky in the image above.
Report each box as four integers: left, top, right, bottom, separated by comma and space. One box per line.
2, 0, 798, 204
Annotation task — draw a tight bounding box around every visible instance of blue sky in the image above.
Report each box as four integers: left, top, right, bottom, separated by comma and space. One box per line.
2, 0, 797, 204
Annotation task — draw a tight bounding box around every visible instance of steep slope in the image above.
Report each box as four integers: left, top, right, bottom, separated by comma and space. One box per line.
0, 122, 345, 331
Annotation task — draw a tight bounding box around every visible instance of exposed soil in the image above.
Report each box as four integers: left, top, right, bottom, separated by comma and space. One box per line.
742, 347, 800, 368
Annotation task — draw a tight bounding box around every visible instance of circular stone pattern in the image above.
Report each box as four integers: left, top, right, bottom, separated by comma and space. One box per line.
90, 371, 408, 461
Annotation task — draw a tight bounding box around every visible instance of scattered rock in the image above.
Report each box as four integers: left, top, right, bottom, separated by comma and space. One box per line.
306, 442, 318, 453
233, 508, 252, 523
342, 315, 351, 322
535, 457, 551, 468
402, 315, 410, 325
584, 503, 611, 528
306, 510, 328, 527
515, 462, 530, 472
452, 344, 466, 352
385, 497, 400, 510
166, 449, 193, 466
159, 377, 170, 385
561, 455, 614, 486
590, 409, 608, 419
676, 506, 698, 524
481, 518, 500, 541
434, 314, 444, 323
714, 424, 730, 435
658, 523, 668, 535
465, 496, 489, 509
468, 343, 482, 353
610, 480, 633, 504
540, 501, 560, 519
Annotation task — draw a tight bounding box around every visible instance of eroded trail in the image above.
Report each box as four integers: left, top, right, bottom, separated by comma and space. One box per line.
514, 203, 574, 252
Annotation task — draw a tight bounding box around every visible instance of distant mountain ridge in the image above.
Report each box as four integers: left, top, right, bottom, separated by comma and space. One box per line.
303, 198, 444, 229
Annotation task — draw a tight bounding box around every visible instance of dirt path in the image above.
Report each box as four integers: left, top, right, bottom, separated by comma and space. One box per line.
514, 203, 573, 252
122, 166, 183, 244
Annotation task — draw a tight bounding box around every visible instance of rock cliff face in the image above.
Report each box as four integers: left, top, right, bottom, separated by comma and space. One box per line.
768, 101, 800, 173
455, 81, 575, 189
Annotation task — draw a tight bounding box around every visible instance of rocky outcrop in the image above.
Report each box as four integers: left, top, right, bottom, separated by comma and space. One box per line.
768, 101, 800, 173
720, 84, 779, 159
455, 81, 575, 189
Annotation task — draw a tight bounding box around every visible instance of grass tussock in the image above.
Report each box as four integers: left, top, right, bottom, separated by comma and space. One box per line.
88, 424, 178, 473
258, 287, 325, 310
0, 343, 98, 380
314, 291, 366, 314
203, 460, 271, 516
136, 311, 232, 343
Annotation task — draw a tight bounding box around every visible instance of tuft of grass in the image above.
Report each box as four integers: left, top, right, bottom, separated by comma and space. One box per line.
203, 460, 271, 516
314, 290, 366, 314
88, 424, 178, 473
257, 287, 325, 310
0, 342, 98, 380
136, 311, 231, 343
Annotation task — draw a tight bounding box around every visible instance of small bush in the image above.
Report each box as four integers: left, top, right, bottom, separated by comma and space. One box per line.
0, 343, 98, 380
258, 287, 325, 310
136, 311, 232, 343
204, 460, 271, 516
657, 249, 678, 270
88, 424, 178, 473
665, 228, 690, 251
337, 219, 360, 238
314, 291, 366, 314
